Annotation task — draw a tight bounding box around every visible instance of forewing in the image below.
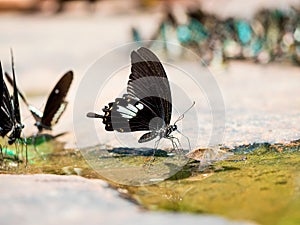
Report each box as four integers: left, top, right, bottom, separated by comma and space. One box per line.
128, 47, 172, 125
0, 62, 3, 105
41, 71, 73, 128
11, 62, 21, 124
0, 62, 13, 137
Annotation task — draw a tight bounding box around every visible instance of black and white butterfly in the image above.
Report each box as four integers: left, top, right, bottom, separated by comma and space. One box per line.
0, 59, 24, 145
87, 47, 192, 149
5, 71, 73, 133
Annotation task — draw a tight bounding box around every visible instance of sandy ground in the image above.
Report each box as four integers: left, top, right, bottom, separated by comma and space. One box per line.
0, 1, 300, 147
0, 7, 299, 149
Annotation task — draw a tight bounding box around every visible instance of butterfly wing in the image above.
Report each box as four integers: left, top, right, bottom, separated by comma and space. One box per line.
7, 52, 25, 144
99, 47, 172, 134
11, 61, 21, 125
0, 62, 13, 137
0, 62, 3, 106
128, 47, 172, 125
40, 71, 73, 129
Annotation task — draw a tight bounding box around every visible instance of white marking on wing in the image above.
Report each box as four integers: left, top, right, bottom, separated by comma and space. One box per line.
120, 113, 133, 119
29, 105, 43, 118
136, 103, 144, 110
51, 103, 67, 126
127, 104, 138, 113
117, 105, 136, 117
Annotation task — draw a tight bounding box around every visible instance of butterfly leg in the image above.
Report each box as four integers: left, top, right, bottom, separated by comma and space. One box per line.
15, 138, 28, 166
0, 144, 3, 164
22, 139, 28, 167
30, 134, 47, 161
153, 138, 161, 153
31, 135, 40, 158
175, 129, 192, 152
172, 139, 179, 153
167, 136, 179, 153
151, 138, 161, 161
168, 136, 184, 155
13, 142, 21, 166
143, 138, 161, 167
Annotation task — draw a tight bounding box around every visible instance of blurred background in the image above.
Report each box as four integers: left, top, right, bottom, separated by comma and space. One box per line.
1, 0, 300, 148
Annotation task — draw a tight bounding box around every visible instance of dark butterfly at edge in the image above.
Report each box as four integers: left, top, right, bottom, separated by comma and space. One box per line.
87, 47, 188, 146
0, 58, 24, 145
5, 70, 73, 132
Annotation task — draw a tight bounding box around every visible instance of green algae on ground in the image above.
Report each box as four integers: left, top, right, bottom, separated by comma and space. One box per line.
0, 135, 66, 167
125, 145, 300, 225
1, 138, 300, 225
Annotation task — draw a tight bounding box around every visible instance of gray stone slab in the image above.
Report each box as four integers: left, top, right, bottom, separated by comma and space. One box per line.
0, 174, 254, 225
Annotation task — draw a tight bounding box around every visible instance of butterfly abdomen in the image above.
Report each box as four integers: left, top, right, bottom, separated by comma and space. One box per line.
101, 102, 114, 131
138, 131, 158, 143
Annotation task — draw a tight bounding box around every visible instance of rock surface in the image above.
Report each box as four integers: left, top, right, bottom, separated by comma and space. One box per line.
0, 174, 253, 225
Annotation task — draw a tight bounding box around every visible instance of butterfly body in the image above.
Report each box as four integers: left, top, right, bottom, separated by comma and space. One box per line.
138, 124, 177, 143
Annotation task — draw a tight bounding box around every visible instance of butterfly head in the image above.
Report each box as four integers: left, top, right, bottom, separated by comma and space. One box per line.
164, 124, 177, 138
171, 124, 177, 132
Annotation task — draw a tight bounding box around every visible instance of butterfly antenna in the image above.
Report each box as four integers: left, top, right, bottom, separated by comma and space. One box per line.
0, 144, 3, 162
21, 136, 28, 167
174, 101, 195, 125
